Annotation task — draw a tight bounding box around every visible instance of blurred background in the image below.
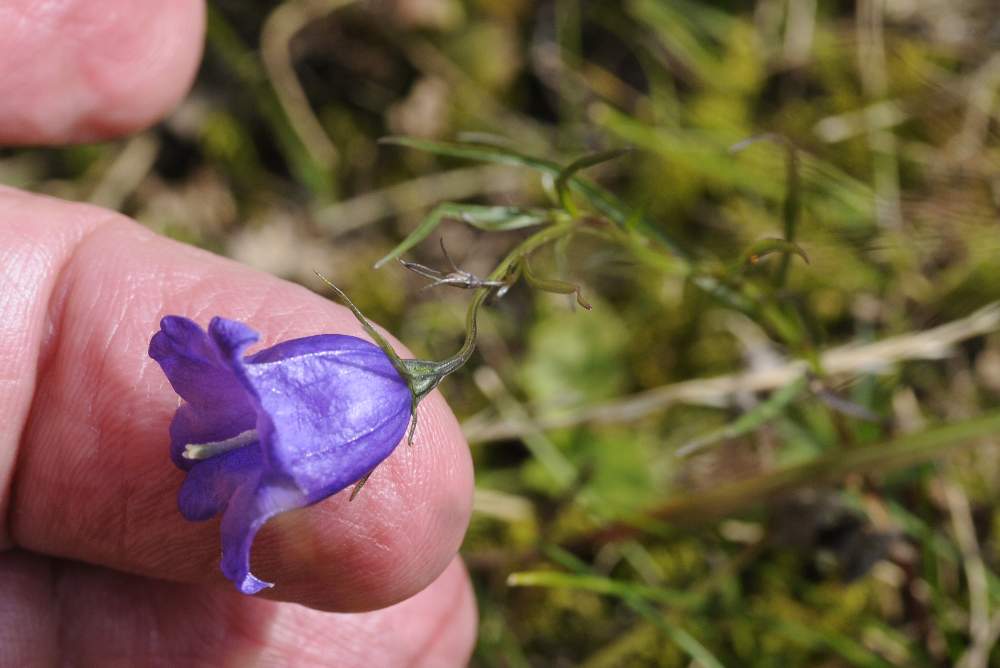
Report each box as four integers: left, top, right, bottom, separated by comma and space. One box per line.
7, 0, 1000, 665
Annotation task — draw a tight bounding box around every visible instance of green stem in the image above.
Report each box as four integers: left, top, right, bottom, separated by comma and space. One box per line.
317, 220, 580, 443
421, 220, 580, 379
775, 140, 801, 288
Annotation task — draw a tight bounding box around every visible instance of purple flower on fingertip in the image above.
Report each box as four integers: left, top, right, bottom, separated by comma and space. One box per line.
149, 316, 412, 594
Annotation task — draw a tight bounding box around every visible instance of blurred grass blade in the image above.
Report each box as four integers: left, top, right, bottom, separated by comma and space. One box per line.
677, 374, 808, 457
687, 273, 757, 314
454, 131, 522, 148
585, 409, 1000, 540
778, 141, 801, 286
593, 105, 874, 227
542, 543, 594, 573
507, 570, 692, 606
654, 620, 726, 668
508, 570, 722, 667
381, 136, 689, 258
555, 148, 632, 214
206, 6, 333, 199
773, 620, 895, 668
374, 203, 549, 268
729, 133, 804, 286
668, 408, 1000, 518
629, 0, 736, 86
738, 238, 809, 269
380, 136, 561, 172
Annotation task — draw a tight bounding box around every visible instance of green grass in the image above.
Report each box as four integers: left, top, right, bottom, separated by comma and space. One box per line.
10, 1, 1000, 665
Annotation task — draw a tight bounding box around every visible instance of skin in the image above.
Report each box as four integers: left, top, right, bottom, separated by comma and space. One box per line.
0, 1, 477, 665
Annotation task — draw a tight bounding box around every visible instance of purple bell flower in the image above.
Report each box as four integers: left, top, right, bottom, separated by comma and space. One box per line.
149, 316, 413, 594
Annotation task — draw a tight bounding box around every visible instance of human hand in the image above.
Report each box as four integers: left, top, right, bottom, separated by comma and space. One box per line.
0, 2, 475, 665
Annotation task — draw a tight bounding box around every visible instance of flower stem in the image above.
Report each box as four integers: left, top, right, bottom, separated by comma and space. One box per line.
317, 220, 579, 443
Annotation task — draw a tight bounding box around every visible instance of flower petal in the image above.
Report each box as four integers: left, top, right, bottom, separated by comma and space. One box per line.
208, 316, 260, 361
245, 333, 399, 380
149, 316, 260, 469
220, 477, 306, 595
149, 316, 255, 406
177, 442, 263, 521
242, 335, 412, 499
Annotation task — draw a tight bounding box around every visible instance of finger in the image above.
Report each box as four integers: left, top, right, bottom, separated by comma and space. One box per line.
1, 187, 474, 611
0, 0, 204, 144
0, 551, 476, 666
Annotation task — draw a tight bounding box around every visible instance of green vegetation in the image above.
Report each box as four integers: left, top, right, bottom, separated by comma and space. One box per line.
9, 1, 1000, 664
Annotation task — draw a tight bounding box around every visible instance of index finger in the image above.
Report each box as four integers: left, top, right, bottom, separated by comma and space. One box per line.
0, 188, 474, 612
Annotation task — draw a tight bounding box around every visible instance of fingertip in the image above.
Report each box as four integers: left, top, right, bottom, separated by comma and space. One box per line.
6, 207, 475, 613
257, 557, 477, 666
0, 0, 205, 144
409, 558, 478, 668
